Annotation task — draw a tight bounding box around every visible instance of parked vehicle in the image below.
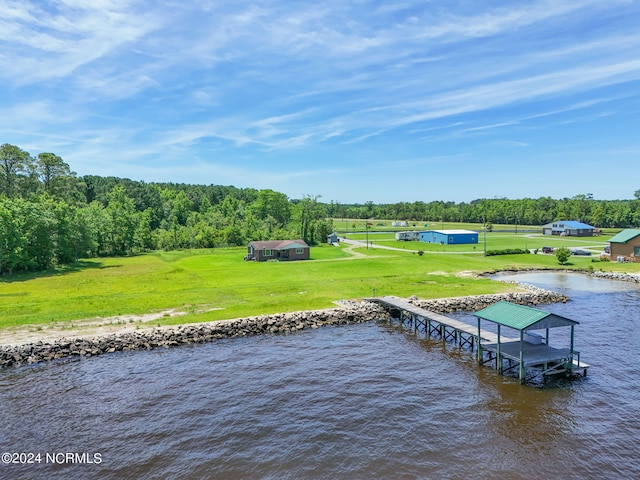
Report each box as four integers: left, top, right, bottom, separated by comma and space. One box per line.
571, 249, 592, 256
542, 246, 554, 254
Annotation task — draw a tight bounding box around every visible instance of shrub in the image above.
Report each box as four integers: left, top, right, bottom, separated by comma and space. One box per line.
555, 247, 571, 265
485, 248, 530, 256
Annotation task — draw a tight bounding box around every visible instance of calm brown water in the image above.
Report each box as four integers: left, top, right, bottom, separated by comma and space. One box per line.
1, 272, 639, 479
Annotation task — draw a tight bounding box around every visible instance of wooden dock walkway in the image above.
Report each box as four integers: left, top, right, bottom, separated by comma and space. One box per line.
365, 296, 516, 345
366, 296, 589, 383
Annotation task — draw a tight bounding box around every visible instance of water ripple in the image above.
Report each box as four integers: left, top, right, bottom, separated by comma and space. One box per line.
1, 278, 639, 479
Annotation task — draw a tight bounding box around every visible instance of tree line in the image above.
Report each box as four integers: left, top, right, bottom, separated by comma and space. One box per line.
0, 143, 331, 275
326, 194, 640, 228
1, 142, 639, 275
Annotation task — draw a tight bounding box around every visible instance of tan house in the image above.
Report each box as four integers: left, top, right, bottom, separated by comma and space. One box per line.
608, 229, 640, 262
245, 240, 310, 262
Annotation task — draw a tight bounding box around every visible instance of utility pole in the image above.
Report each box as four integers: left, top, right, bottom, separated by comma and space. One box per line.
365, 221, 369, 250
483, 215, 487, 257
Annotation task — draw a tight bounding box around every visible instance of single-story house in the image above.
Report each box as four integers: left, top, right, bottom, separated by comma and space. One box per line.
418, 229, 479, 245
608, 229, 640, 262
395, 231, 419, 241
246, 239, 310, 262
542, 221, 595, 237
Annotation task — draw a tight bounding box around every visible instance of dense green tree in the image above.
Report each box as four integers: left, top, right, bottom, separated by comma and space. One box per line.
158, 187, 194, 228
292, 195, 332, 245
105, 186, 137, 256
199, 195, 212, 214
68, 206, 100, 261
36, 152, 73, 196
23, 198, 57, 270
0, 199, 26, 275
51, 198, 75, 264
0, 143, 34, 197
134, 208, 155, 252
250, 189, 291, 226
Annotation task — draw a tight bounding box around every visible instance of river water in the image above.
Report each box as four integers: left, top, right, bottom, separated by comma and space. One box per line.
1, 272, 639, 479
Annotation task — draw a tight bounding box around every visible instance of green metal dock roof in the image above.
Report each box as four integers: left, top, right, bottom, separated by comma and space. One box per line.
474, 301, 578, 331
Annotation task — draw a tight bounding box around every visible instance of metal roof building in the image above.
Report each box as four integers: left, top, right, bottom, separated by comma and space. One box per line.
609, 229, 640, 244
418, 229, 478, 245
608, 229, 640, 262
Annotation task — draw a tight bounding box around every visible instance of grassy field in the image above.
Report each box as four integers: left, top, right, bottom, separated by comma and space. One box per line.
347, 231, 611, 253
1, 233, 638, 332
335, 218, 623, 236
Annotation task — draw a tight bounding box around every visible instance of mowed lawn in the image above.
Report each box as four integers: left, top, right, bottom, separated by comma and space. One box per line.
1, 241, 637, 330
347, 231, 611, 253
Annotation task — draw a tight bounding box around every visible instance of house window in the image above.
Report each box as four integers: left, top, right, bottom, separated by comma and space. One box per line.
449, 237, 454, 243
296, 248, 305, 254
264, 249, 273, 256
634, 246, 640, 256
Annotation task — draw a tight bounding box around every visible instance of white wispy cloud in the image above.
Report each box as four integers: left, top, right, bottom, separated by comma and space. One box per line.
2, 0, 640, 201
0, 0, 161, 84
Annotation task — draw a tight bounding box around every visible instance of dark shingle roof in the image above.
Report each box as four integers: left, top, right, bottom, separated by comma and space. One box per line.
250, 240, 309, 250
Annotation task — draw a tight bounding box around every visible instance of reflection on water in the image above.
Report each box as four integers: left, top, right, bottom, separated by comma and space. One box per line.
1, 272, 639, 479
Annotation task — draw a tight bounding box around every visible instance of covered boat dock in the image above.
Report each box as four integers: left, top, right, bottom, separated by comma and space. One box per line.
475, 301, 588, 382
367, 296, 589, 385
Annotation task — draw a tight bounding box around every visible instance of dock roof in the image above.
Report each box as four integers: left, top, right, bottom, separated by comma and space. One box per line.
474, 301, 578, 331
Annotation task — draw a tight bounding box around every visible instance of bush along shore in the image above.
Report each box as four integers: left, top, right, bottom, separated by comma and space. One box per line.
0, 284, 566, 368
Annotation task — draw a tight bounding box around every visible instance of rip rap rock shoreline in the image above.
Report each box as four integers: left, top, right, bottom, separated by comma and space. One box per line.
0, 283, 568, 368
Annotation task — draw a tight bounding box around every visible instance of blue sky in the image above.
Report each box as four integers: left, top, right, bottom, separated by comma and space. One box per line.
2, 0, 640, 203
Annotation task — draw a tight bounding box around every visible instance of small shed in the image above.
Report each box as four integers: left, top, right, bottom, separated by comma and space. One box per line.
542, 221, 595, 236
327, 232, 339, 245
418, 229, 478, 245
392, 220, 409, 227
474, 301, 582, 382
608, 229, 640, 262
246, 240, 310, 262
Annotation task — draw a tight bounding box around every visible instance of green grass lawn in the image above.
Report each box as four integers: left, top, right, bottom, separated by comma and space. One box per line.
1, 242, 638, 331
